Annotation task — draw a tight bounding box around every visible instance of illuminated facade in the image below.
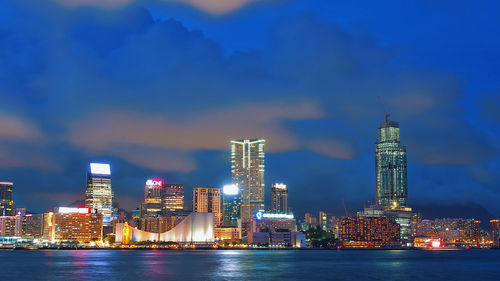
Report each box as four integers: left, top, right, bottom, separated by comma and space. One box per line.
358, 204, 413, 246
375, 117, 408, 209
490, 219, 500, 247
222, 184, 241, 227
247, 213, 303, 247
319, 211, 328, 230
163, 184, 184, 211
116, 212, 215, 243
142, 179, 163, 218
231, 139, 265, 220
85, 163, 114, 227
193, 187, 222, 226
304, 212, 317, 228
42, 208, 103, 242
271, 183, 288, 213
413, 218, 484, 245
0, 182, 14, 216
0, 215, 22, 236
214, 227, 241, 241
339, 217, 400, 247
23, 214, 44, 237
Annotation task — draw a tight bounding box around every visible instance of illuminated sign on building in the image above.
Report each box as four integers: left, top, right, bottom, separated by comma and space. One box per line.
90, 163, 111, 175
166, 188, 182, 193
58, 207, 91, 214
223, 184, 239, 195
273, 183, 287, 189
146, 180, 163, 187
255, 211, 294, 220
255, 211, 264, 220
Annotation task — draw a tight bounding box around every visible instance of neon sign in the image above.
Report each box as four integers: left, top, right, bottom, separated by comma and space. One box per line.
254, 211, 294, 220
146, 180, 163, 187
58, 207, 91, 214
255, 211, 264, 220
273, 183, 287, 189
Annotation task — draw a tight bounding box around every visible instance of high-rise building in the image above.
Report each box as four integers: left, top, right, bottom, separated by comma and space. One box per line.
0, 215, 22, 236
44, 207, 103, 243
463, 219, 481, 243
304, 212, 318, 228
23, 214, 44, 237
375, 116, 408, 209
85, 163, 114, 227
271, 183, 288, 213
231, 139, 265, 220
319, 211, 328, 230
141, 179, 163, 218
193, 187, 222, 227
0, 182, 14, 216
358, 204, 413, 246
490, 219, 500, 247
222, 184, 241, 227
339, 217, 400, 247
163, 184, 184, 212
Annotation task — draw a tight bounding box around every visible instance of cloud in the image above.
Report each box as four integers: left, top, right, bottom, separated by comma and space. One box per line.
64, 102, 324, 171
54, 0, 133, 9
306, 139, 355, 160
0, 111, 42, 140
1, 3, 499, 215
51, 0, 260, 14
169, 0, 258, 15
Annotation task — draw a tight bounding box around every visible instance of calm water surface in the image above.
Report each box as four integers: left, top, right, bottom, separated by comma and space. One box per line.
0, 249, 499, 280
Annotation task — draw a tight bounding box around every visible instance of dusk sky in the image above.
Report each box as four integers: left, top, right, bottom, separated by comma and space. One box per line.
1, 0, 499, 221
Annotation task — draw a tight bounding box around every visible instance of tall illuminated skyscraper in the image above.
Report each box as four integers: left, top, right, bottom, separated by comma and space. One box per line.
222, 184, 241, 227
375, 116, 408, 209
141, 179, 163, 218
163, 184, 184, 212
0, 182, 14, 216
271, 183, 288, 213
193, 187, 222, 226
231, 139, 265, 220
85, 163, 114, 227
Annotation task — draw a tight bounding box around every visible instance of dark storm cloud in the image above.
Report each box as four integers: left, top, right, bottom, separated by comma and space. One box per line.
0, 1, 499, 216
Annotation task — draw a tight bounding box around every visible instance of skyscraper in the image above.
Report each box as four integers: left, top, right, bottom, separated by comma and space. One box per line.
0, 182, 14, 216
375, 115, 408, 209
85, 163, 114, 227
319, 211, 328, 230
163, 184, 184, 212
271, 183, 288, 213
490, 219, 500, 247
193, 187, 222, 226
141, 179, 163, 218
222, 184, 241, 227
231, 139, 265, 220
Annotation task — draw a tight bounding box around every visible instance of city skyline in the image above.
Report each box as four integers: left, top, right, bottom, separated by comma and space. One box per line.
0, 1, 499, 223
0, 121, 498, 223
1, 2, 500, 280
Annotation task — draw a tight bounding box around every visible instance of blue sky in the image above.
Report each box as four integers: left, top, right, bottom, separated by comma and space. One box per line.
0, 0, 499, 221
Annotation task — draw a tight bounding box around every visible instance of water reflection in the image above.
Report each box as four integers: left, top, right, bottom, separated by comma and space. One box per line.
1, 250, 499, 281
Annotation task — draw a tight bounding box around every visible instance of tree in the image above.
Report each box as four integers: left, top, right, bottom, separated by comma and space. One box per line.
304, 226, 337, 248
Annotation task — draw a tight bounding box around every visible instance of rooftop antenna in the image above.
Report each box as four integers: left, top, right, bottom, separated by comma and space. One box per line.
377, 95, 390, 122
